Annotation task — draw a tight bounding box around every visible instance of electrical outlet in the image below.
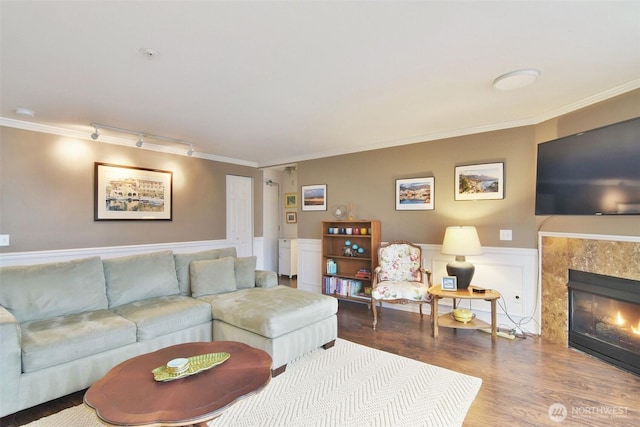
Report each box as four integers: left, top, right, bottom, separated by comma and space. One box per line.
0, 235, 9, 246
513, 294, 521, 305
500, 229, 512, 241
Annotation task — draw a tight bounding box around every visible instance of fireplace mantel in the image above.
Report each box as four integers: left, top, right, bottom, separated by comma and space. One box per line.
538, 232, 640, 345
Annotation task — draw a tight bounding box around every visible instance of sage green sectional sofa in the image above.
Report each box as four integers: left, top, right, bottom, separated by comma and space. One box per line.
0, 248, 338, 417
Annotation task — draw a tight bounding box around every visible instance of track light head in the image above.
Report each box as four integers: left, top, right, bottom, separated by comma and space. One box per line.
136, 135, 144, 148
187, 145, 194, 156
90, 127, 100, 140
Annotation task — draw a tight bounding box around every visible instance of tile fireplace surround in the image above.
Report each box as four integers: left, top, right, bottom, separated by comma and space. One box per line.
540, 233, 640, 346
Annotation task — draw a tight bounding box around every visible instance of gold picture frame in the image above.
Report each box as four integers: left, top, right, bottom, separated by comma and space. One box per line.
284, 193, 297, 208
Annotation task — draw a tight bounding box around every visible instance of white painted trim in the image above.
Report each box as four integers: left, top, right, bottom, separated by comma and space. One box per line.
0, 240, 233, 267
4, 79, 639, 169
299, 238, 539, 334
538, 231, 640, 243
0, 118, 257, 167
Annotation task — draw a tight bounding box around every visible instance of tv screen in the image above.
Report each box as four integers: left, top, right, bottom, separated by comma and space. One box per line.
535, 117, 640, 215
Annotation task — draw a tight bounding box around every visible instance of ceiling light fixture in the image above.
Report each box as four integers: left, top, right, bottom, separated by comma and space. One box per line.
493, 68, 541, 91
91, 126, 100, 140
89, 123, 195, 155
15, 107, 35, 117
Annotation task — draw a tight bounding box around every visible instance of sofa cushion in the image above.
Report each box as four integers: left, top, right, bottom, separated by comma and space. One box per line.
110, 295, 212, 341
190, 257, 237, 297
20, 309, 136, 373
235, 256, 257, 289
0, 257, 107, 323
200, 286, 338, 338
103, 250, 180, 308
174, 247, 237, 295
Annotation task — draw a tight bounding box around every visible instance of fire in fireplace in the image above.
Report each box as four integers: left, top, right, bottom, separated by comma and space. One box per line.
568, 270, 640, 376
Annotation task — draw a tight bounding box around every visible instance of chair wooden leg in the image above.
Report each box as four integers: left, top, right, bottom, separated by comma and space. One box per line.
372, 298, 378, 329
419, 303, 423, 318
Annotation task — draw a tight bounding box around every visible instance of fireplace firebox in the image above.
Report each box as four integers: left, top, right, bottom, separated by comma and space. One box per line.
568, 270, 640, 375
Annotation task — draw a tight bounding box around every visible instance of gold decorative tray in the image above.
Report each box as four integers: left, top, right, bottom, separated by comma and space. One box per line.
152, 352, 230, 382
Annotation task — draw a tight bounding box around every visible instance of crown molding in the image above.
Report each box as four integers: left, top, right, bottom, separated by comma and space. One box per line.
3, 79, 638, 169
260, 80, 640, 167
0, 117, 257, 168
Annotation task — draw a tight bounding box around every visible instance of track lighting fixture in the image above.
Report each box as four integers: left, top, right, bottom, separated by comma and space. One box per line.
89, 123, 195, 156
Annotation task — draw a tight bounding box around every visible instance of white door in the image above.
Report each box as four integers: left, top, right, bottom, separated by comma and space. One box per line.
226, 175, 253, 257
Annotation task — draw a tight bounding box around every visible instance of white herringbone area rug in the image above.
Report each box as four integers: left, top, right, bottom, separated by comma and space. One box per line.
25, 339, 481, 427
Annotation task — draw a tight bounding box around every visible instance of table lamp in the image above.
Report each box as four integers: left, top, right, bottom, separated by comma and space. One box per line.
441, 226, 482, 289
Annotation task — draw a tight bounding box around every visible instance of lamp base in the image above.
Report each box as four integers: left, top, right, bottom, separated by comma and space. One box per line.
446, 256, 475, 290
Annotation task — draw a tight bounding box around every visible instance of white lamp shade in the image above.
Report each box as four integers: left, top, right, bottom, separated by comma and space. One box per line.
441, 226, 482, 256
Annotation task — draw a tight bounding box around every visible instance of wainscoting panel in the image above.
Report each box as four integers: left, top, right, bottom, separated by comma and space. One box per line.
0, 239, 258, 267
296, 239, 322, 294
298, 239, 539, 334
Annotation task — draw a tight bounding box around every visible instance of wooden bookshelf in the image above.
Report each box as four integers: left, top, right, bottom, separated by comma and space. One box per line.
321, 220, 381, 304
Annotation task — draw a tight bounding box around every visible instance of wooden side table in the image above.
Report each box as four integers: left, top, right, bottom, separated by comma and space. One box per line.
428, 285, 501, 340
84, 341, 272, 427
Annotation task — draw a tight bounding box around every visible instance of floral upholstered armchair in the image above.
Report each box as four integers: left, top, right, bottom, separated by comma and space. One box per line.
371, 241, 432, 329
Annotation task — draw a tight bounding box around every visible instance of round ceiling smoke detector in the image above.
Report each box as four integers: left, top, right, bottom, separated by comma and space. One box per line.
139, 48, 160, 59
493, 69, 541, 91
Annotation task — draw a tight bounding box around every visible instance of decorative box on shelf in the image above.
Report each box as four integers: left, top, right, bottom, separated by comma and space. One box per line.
321, 220, 381, 305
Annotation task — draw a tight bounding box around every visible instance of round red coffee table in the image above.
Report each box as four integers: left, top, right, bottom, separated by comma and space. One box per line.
84, 341, 272, 427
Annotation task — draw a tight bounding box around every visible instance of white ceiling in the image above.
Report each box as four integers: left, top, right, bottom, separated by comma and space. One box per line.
1, 1, 639, 167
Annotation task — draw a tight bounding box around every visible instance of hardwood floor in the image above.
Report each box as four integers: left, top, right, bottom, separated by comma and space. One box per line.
3, 284, 639, 426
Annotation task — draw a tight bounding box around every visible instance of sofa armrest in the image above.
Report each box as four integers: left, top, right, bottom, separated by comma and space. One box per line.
255, 270, 278, 288
0, 305, 21, 416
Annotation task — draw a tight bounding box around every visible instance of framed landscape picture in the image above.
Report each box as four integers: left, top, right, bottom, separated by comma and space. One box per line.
455, 162, 504, 200
284, 193, 297, 208
301, 184, 327, 211
395, 177, 435, 210
94, 163, 172, 220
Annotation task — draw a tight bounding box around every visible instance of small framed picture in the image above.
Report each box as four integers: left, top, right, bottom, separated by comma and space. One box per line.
442, 276, 457, 291
301, 184, 327, 211
455, 162, 504, 200
286, 212, 297, 224
395, 177, 435, 210
284, 193, 297, 208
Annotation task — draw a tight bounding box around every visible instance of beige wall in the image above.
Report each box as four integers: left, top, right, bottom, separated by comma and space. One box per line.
1, 90, 638, 253
297, 90, 640, 248
297, 126, 537, 247
0, 127, 263, 253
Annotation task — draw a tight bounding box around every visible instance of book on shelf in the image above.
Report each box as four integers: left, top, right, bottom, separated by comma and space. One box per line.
355, 268, 372, 279
323, 276, 368, 298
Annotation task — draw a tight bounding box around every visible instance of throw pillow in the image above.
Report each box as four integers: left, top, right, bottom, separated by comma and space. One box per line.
234, 256, 257, 289
174, 247, 237, 295
190, 257, 237, 297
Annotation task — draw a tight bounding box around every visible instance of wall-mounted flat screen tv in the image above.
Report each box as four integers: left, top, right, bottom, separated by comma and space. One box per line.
535, 117, 640, 215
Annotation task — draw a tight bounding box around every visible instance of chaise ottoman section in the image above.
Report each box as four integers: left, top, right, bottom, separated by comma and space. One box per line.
200, 285, 338, 374
204, 286, 337, 339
